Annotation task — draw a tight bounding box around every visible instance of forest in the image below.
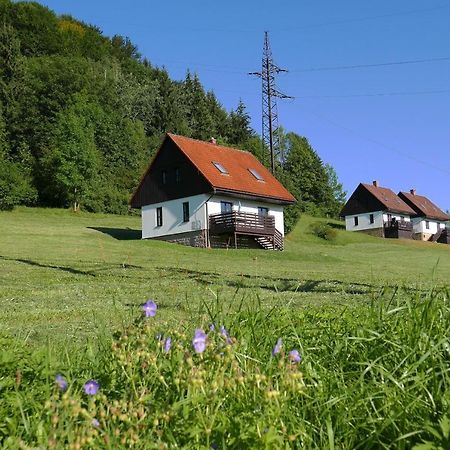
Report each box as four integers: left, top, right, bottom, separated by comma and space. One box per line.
0, 0, 345, 231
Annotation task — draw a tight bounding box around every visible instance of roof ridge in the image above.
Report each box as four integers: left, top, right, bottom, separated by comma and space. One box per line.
168, 133, 253, 155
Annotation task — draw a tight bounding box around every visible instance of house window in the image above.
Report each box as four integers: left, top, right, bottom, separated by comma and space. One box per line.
212, 161, 228, 174
156, 207, 163, 227
175, 168, 181, 183
221, 201, 233, 213
369, 214, 374, 224
248, 168, 264, 181
400, 216, 404, 221
425, 220, 430, 230
258, 207, 269, 216
182, 202, 189, 222
354, 216, 359, 226
162, 170, 167, 185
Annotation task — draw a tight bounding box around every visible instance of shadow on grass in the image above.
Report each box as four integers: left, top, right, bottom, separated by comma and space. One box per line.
157, 267, 374, 295
0, 255, 97, 277
88, 227, 141, 241
327, 222, 345, 230
0, 255, 144, 277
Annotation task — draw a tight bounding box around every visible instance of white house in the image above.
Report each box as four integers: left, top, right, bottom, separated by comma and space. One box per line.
340, 181, 416, 239
398, 190, 450, 242
130, 134, 296, 250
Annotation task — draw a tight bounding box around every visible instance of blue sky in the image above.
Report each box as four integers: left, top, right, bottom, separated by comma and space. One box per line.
39, 0, 450, 210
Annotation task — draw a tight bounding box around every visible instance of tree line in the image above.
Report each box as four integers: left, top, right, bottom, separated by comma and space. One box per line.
0, 0, 345, 231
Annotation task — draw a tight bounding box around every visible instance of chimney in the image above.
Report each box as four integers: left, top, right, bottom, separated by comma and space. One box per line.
410, 188, 416, 196
373, 180, 379, 187
209, 137, 217, 144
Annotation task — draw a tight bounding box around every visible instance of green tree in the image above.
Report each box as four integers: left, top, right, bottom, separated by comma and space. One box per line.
40, 95, 101, 210
228, 99, 254, 146
324, 163, 346, 217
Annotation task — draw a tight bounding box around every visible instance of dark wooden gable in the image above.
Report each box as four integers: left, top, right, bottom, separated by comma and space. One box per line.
340, 184, 385, 217
130, 136, 212, 208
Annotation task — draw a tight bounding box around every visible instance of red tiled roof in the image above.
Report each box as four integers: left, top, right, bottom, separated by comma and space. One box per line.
168, 134, 295, 203
361, 183, 416, 215
398, 191, 449, 221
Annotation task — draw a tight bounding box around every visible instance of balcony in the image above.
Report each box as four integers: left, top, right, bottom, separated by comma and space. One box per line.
383, 219, 413, 239
209, 212, 283, 250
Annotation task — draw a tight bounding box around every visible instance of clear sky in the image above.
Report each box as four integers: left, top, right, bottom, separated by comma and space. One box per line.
38, 0, 450, 211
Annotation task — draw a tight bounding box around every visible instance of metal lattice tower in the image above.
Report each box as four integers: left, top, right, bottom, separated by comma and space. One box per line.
250, 31, 293, 174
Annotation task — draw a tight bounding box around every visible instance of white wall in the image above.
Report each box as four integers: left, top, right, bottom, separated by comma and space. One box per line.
142, 194, 209, 239
411, 217, 445, 235
382, 213, 411, 223
207, 195, 286, 236
345, 211, 384, 231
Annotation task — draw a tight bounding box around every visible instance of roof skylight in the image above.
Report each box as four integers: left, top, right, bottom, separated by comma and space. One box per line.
248, 168, 264, 181
212, 161, 228, 174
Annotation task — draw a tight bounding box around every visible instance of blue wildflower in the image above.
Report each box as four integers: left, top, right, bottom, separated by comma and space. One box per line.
55, 374, 68, 392
289, 349, 302, 363
164, 337, 172, 353
220, 325, 232, 344
142, 300, 157, 317
192, 329, 207, 353
272, 338, 283, 356
84, 379, 100, 395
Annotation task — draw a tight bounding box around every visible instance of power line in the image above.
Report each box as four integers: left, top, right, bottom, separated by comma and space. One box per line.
305, 108, 450, 176
291, 56, 450, 73
293, 88, 450, 99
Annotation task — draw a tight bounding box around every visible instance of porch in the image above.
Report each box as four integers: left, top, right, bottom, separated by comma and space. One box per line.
383, 219, 413, 239
209, 211, 284, 250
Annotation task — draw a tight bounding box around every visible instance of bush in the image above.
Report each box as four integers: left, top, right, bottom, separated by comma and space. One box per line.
309, 221, 338, 241
0, 159, 36, 210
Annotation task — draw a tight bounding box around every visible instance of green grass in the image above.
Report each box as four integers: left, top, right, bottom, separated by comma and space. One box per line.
1, 207, 450, 448
0, 207, 449, 346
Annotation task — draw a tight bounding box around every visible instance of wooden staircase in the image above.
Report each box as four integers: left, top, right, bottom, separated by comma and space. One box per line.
430, 228, 443, 242
254, 229, 284, 251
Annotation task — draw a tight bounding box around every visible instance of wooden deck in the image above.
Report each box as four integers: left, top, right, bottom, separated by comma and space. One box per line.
384, 220, 413, 239
209, 212, 283, 250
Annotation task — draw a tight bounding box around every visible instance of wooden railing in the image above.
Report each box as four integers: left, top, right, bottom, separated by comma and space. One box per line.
383, 220, 413, 231
209, 211, 276, 236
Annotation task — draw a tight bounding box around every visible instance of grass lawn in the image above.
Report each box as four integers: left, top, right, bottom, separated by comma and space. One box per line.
1, 207, 450, 449
0, 207, 449, 347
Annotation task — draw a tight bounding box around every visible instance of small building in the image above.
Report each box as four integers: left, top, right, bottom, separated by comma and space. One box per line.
398, 189, 450, 242
130, 134, 296, 250
340, 181, 416, 239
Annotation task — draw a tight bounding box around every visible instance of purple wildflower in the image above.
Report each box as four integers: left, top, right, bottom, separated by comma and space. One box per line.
92, 418, 100, 428
84, 379, 100, 395
164, 337, 172, 353
192, 328, 207, 353
272, 338, 283, 356
55, 374, 68, 392
142, 300, 157, 317
220, 325, 232, 344
288, 349, 302, 363
209, 323, 215, 332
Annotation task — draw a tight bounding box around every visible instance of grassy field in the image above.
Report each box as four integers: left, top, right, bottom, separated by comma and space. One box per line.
1, 208, 450, 449
1, 207, 449, 346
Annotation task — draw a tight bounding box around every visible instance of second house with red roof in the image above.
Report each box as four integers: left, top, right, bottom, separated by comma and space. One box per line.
130, 134, 296, 250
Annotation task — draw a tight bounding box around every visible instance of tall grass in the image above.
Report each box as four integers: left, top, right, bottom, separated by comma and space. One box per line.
1, 287, 449, 449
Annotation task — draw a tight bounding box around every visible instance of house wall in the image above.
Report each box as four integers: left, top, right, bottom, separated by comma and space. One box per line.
345, 211, 384, 232
142, 194, 209, 239
207, 195, 285, 236
382, 213, 411, 223
411, 217, 446, 240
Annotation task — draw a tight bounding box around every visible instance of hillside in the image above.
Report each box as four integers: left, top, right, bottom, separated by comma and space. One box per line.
1, 207, 449, 345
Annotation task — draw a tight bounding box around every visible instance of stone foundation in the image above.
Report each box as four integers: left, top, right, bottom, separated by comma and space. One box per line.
413, 232, 433, 241
151, 230, 207, 247
356, 228, 384, 238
